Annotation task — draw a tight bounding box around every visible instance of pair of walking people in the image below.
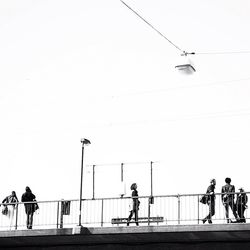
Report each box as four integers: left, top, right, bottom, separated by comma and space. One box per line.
202, 177, 248, 224
1, 187, 38, 230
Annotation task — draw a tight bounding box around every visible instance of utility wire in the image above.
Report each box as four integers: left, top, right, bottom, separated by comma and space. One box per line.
120, 1, 250, 57
120, 0, 184, 53
110, 77, 250, 98
196, 51, 250, 55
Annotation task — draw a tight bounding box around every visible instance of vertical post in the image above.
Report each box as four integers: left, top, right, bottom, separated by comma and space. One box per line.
101, 199, 104, 227
15, 204, 18, 230
149, 161, 154, 205
60, 201, 64, 228
150, 161, 153, 197
79, 143, 85, 226
197, 195, 200, 224
148, 197, 151, 225
121, 163, 124, 182
56, 201, 60, 229
120, 163, 124, 198
92, 165, 95, 200
177, 194, 181, 225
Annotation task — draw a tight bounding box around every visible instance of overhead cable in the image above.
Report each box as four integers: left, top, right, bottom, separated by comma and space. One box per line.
196, 51, 250, 55
120, 0, 184, 53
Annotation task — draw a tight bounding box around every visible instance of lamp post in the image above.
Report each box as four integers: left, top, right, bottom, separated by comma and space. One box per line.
78, 138, 91, 226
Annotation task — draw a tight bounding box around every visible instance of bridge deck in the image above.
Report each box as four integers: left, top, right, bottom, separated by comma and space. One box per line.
1, 224, 250, 249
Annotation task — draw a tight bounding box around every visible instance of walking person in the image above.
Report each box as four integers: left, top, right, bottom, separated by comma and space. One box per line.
21, 187, 36, 229
202, 179, 216, 224
236, 187, 248, 223
221, 177, 239, 223
1, 191, 19, 230
127, 183, 140, 226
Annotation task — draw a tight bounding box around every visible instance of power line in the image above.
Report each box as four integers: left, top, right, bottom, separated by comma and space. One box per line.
120, 0, 184, 53
109, 77, 250, 99
120, 1, 250, 57
196, 51, 250, 55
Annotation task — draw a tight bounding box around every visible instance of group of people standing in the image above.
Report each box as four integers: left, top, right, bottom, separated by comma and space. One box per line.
202, 177, 248, 224
127, 179, 248, 226
0, 186, 37, 229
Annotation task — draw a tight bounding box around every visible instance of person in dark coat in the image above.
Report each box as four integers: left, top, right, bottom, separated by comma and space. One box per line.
21, 186, 36, 229
221, 177, 239, 223
127, 183, 140, 226
236, 187, 248, 223
202, 179, 216, 224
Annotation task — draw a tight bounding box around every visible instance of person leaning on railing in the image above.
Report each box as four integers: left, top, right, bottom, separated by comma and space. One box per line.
21, 186, 36, 230
202, 179, 216, 224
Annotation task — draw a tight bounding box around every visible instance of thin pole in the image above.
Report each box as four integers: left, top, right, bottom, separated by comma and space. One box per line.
121, 163, 124, 182
150, 161, 153, 197
78, 144, 85, 226
92, 165, 95, 199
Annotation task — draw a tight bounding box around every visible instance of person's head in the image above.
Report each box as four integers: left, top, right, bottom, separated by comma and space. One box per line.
25, 186, 31, 192
130, 183, 137, 190
210, 179, 216, 185
11, 191, 16, 197
239, 187, 244, 192
225, 177, 231, 184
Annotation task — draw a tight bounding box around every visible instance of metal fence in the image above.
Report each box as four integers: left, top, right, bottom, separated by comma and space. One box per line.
0, 192, 248, 230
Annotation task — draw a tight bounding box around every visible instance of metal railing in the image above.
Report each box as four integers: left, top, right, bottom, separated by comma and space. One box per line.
0, 192, 248, 230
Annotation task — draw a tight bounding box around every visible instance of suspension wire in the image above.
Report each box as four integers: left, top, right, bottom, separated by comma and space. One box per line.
109, 77, 250, 98
120, 0, 184, 53
120, 1, 250, 57
196, 51, 250, 55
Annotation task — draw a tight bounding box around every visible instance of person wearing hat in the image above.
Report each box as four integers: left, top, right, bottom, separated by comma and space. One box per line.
127, 183, 140, 226
202, 179, 216, 224
221, 177, 239, 223
236, 187, 248, 223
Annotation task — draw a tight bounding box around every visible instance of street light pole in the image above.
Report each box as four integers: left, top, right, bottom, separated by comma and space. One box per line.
78, 138, 91, 227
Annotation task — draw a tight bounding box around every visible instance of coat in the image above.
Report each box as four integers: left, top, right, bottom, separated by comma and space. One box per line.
21, 191, 36, 214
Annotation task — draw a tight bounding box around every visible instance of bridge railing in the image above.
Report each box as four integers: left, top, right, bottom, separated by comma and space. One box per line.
0, 192, 248, 230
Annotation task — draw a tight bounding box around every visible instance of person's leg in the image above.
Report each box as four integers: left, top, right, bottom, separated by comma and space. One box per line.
9, 206, 14, 230
208, 202, 215, 224
26, 213, 29, 229
29, 213, 34, 229
224, 204, 230, 223
135, 208, 139, 226
127, 210, 134, 226
229, 201, 239, 220
237, 205, 243, 222
202, 204, 210, 224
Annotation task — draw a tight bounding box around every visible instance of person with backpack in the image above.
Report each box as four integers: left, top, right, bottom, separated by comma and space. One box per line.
1, 191, 19, 229
202, 179, 216, 224
221, 177, 239, 223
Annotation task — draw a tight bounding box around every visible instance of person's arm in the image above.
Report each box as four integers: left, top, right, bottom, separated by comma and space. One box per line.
221, 187, 224, 201
1, 197, 7, 204
232, 185, 235, 199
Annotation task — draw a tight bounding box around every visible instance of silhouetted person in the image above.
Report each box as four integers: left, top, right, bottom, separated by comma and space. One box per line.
236, 187, 248, 223
1, 191, 19, 229
202, 179, 216, 224
127, 183, 140, 226
221, 178, 239, 223
21, 187, 36, 229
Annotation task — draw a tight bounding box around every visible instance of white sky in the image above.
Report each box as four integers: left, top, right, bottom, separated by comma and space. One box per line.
1, 0, 250, 201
